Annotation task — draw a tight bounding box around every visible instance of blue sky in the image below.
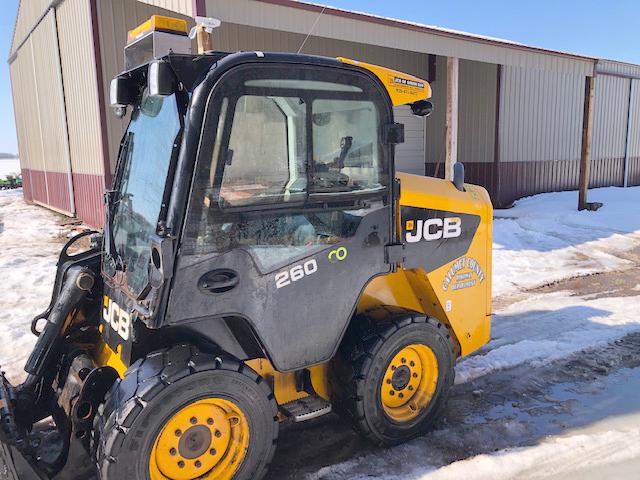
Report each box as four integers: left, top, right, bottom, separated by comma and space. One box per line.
1, 0, 640, 154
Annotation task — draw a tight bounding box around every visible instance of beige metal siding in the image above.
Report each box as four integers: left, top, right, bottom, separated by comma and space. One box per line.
394, 105, 425, 175
206, 0, 594, 75
137, 0, 194, 17
97, 0, 194, 173
459, 60, 497, 164
30, 10, 71, 176
499, 65, 584, 163
592, 74, 630, 160
9, 45, 43, 173
597, 60, 640, 78
425, 57, 496, 166
56, 0, 104, 176
628, 80, 640, 158
10, 0, 51, 56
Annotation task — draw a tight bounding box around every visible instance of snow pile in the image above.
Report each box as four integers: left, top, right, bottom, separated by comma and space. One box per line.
456, 291, 640, 384
493, 187, 640, 297
0, 189, 63, 382
0, 158, 21, 180
421, 424, 640, 480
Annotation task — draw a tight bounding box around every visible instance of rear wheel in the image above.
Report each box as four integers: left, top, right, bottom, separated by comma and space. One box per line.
93, 344, 278, 480
334, 313, 455, 446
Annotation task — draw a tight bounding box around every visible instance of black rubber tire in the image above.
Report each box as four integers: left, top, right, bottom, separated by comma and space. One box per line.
92, 344, 278, 480
333, 312, 455, 446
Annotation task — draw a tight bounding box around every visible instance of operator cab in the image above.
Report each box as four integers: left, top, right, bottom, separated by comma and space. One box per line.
105, 18, 433, 371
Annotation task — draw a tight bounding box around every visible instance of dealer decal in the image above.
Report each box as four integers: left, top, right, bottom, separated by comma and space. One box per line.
442, 256, 485, 292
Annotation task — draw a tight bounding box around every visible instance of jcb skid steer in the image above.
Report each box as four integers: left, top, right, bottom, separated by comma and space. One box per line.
0, 16, 492, 480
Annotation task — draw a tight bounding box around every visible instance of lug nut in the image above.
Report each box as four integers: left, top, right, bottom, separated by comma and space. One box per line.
178, 461, 185, 469
207, 418, 214, 425
386, 379, 391, 384
190, 417, 198, 425
210, 448, 217, 456
215, 430, 222, 438
412, 373, 418, 378
389, 390, 395, 396
175, 429, 182, 437
410, 361, 415, 367
391, 366, 397, 371
399, 393, 404, 398
408, 386, 414, 391
195, 460, 202, 468
401, 358, 406, 364
169, 448, 177, 456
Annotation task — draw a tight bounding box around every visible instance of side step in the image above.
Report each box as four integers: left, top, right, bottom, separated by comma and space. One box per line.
280, 395, 332, 422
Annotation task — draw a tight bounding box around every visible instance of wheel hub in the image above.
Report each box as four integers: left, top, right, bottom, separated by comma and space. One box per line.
179, 425, 211, 460
380, 344, 439, 423
391, 365, 411, 391
150, 398, 249, 480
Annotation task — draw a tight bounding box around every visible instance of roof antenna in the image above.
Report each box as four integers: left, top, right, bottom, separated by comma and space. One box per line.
297, 6, 327, 54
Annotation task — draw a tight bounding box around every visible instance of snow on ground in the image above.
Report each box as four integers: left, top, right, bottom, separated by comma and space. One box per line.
1, 186, 640, 479
0, 158, 21, 180
0, 189, 63, 382
455, 291, 640, 384
493, 187, 640, 297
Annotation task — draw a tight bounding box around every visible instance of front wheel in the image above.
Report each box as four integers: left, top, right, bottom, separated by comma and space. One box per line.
334, 313, 455, 446
93, 344, 278, 480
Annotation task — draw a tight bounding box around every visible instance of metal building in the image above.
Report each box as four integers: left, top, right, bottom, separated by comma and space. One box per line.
9, 0, 640, 227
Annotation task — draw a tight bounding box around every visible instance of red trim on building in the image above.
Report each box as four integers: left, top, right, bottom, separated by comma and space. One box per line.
89, 0, 112, 189
28, 169, 48, 205
21, 168, 33, 202
44, 171, 73, 213
72, 172, 105, 228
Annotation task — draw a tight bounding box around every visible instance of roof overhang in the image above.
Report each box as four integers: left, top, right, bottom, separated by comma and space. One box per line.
207, 0, 597, 76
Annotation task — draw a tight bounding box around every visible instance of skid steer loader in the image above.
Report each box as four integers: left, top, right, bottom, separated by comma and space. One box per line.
0, 16, 492, 480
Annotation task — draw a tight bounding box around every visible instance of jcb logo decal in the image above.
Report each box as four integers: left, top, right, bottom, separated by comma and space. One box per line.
102, 296, 131, 341
406, 217, 462, 243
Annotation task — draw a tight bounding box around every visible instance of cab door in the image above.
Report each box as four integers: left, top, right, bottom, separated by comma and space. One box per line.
167, 62, 396, 371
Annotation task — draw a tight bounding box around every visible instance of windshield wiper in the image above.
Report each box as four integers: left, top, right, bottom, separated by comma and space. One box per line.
104, 132, 133, 271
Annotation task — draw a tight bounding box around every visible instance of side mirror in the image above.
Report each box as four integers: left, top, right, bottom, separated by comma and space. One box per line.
410, 100, 433, 117
110, 76, 135, 107
453, 162, 465, 192
149, 234, 174, 289
148, 60, 176, 97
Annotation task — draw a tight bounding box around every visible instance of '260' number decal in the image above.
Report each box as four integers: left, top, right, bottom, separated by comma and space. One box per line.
275, 259, 318, 289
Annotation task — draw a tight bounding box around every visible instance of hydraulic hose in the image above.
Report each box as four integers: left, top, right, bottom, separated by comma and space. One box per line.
23, 266, 96, 386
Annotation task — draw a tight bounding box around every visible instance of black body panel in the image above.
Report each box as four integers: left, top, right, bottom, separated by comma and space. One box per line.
167, 207, 390, 372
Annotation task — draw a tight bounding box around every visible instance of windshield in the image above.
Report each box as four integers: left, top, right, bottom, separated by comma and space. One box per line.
111, 90, 181, 296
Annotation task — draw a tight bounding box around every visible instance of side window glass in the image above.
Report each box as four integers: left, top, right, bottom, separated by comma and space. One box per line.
220, 95, 307, 207
311, 100, 382, 194
186, 66, 390, 271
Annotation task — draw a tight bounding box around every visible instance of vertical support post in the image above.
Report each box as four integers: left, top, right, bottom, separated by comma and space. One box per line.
196, 26, 213, 54
578, 75, 596, 211
623, 79, 636, 188
445, 57, 459, 181
493, 64, 503, 206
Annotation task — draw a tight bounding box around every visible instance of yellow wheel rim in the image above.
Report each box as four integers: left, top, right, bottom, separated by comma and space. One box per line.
380, 344, 439, 422
149, 398, 249, 480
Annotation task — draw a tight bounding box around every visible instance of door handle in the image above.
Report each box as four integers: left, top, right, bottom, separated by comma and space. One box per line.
198, 269, 239, 294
